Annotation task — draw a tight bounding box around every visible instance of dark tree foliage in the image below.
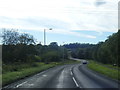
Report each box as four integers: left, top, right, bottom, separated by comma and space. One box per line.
19, 33, 36, 45
2, 29, 68, 64
2, 29, 36, 45
65, 31, 119, 66
2, 29, 119, 66
41, 51, 61, 62
118, 30, 120, 66
94, 32, 118, 64
49, 42, 59, 50
2, 44, 38, 63
64, 43, 94, 49
65, 43, 95, 59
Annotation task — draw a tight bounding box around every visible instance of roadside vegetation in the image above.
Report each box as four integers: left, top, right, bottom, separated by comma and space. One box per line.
64, 30, 119, 81
1, 29, 80, 86
87, 60, 119, 81
64, 30, 119, 67
1, 28, 120, 86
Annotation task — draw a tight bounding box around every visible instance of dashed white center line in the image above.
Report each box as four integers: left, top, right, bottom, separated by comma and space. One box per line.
28, 84, 34, 86
70, 67, 81, 88
42, 75, 47, 77
16, 81, 27, 88
57, 69, 64, 88
71, 71, 73, 75
72, 77, 79, 88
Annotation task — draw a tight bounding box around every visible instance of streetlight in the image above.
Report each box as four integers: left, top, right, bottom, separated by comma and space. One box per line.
44, 28, 52, 45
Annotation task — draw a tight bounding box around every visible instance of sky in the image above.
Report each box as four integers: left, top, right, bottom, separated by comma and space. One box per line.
0, 0, 118, 45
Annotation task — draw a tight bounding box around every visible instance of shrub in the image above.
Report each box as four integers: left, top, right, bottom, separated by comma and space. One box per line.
41, 51, 61, 62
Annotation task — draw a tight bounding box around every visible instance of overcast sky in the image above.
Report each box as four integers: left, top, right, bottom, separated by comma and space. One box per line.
0, 0, 118, 45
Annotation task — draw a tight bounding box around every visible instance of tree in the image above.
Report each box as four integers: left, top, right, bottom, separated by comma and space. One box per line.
65, 31, 119, 66
19, 33, 36, 45
2, 28, 36, 45
2, 29, 37, 63
41, 51, 61, 62
2, 28, 19, 45
49, 42, 59, 50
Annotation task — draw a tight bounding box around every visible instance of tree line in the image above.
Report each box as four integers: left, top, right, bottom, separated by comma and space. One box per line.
2, 29, 68, 64
64, 30, 119, 66
2, 28, 119, 66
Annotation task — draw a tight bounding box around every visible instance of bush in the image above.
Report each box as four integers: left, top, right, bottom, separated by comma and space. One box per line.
41, 51, 61, 62
34, 55, 41, 62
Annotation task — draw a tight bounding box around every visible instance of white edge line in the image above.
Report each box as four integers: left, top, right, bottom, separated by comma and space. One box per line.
72, 77, 79, 88
16, 81, 27, 88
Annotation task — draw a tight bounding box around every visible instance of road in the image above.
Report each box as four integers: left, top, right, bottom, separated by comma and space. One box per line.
3, 59, 119, 89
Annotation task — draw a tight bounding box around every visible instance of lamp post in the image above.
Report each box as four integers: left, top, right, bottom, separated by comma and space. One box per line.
43, 28, 52, 45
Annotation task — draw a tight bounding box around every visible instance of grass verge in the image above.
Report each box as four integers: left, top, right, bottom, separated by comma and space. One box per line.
103, 64, 120, 70
2, 60, 80, 86
87, 61, 119, 81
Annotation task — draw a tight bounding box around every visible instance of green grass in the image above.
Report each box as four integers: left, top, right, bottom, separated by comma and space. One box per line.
87, 61, 119, 81
0, 74, 2, 87
104, 64, 120, 70
3, 63, 55, 86
59, 59, 80, 65
2, 60, 80, 86
91, 61, 120, 70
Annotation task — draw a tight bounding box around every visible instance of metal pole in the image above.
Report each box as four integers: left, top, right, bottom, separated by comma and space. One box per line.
44, 29, 46, 45
63, 46, 64, 62
43, 28, 52, 46
63, 42, 65, 62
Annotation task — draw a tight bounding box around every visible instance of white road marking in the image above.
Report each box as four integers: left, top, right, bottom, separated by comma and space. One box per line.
57, 69, 64, 88
28, 84, 34, 86
72, 77, 79, 88
71, 71, 73, 75
16, 81, 27, 88
42, 75, 47, 77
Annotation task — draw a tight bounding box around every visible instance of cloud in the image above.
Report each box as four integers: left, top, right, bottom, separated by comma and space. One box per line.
0, 16, 97, 38
0, 0, 118, 39
95, 0, 106, 6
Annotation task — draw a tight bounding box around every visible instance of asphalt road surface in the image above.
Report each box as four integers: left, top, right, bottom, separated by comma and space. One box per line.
3, 60, 119, 89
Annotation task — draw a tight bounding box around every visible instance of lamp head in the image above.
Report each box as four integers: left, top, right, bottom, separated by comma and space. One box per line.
49, 28, 52, 30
